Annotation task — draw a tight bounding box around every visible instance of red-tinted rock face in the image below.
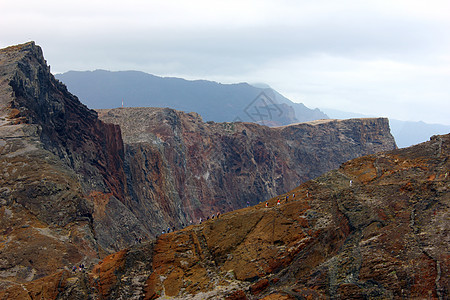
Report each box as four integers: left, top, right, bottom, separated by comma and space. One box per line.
8, 132, 446, 299
102, 133, 450, 299
97, 108, 397, 237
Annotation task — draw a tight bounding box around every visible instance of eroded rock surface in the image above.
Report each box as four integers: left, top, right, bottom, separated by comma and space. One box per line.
3, 133, 446, 299
98, 107, 396, 236
0, 42, 405, 298
0, 42, 147, 289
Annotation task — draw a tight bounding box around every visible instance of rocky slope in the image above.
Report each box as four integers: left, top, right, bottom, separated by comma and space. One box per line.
2, 133, 447, 299
97, 107, 396, 237
0, 42, 397, 294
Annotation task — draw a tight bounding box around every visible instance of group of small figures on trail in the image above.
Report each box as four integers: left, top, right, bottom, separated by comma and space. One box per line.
67, 180, 355, 274
263, 180, 354, 208
72, 263, 86, 273
198, 211, 221, 225
157, 180, 356, 238
265, 192, 296, 208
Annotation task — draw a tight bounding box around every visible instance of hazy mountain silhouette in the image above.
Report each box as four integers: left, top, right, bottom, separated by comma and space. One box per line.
56, 70, 449, 147
56, 70, 328, 126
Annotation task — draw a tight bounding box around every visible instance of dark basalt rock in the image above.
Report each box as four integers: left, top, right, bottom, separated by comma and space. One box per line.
0, 42, 147, 287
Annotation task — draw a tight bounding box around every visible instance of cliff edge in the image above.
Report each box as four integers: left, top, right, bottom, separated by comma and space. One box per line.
0, 42, 149, 288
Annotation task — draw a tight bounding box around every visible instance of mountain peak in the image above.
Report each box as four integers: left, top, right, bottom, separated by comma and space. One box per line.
0, 41, 46, 70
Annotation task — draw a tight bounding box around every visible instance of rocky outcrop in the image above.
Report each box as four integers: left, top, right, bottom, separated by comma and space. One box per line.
0, 42, 147, 289
2, 42, 126, 202
97, 107, 396, 236
0, 42, 398, 294
3, 133, 447, 299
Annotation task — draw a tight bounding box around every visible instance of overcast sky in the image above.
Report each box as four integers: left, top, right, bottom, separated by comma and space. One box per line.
1, 0, 450, 125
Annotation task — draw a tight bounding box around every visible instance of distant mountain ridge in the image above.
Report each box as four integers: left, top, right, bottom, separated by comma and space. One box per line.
55, 70, 328, 126
55, 70, 450, 147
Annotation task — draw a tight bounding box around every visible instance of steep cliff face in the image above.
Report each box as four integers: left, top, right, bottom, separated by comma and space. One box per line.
0, 42, 148, 289
97, 107, 396, 236
4, 133, 447, 299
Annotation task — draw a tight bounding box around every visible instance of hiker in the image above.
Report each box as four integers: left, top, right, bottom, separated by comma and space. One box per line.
277, 199, 280, 205
265, 202, 268, 207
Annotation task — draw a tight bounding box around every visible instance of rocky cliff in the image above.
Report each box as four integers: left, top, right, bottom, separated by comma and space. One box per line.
0, 42, 149, 289
2, 133, 447, 299
0, 42, 398, 294
97, 107, 396, 236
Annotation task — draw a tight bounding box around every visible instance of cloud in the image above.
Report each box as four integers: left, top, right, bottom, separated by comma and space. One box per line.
255, 54, 450, 124
1, 0, 449, 124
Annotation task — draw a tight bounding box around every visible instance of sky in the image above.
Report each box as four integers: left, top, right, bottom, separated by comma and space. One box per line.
1, 0, 450, 125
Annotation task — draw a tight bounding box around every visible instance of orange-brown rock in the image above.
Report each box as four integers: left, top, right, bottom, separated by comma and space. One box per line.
14, 132, 444, 299
0, 270, 81, 300
250, 278, 270, 295
260, 293, 296, 300
225, 290, 248, 300
91, 249, 128, 298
